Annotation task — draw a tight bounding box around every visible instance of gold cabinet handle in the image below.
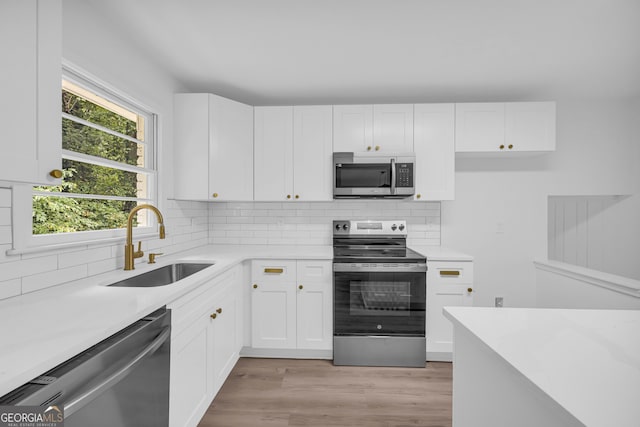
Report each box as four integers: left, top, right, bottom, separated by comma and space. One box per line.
295, 194, 300, 199
499, 144, 505, 150
210, 313, 217, 319
374, 145, 380, 151
264, 268, 284, 274
508, 144, 513, 149
216, 308, 222, 314
212, 192, 219, 198
49, 169, 63, 179
253, 284, 258, 289
367, 146, 372, 151
298, 284, 303, 290
440, 270, 460, 277
467, 288, 473, 293
416, 194, 421, 199
286, 194, 291, 199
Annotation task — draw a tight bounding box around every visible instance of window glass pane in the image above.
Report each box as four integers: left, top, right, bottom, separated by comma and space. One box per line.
62, 118, 145, 166
32, 197, 142, 235
62, 84, 144, 142
36, 160, 146, 198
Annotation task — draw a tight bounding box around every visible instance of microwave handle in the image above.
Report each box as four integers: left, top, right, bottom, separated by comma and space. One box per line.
390, 158, 396, 195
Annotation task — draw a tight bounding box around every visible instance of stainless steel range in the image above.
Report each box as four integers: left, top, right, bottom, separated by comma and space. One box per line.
332, 220, 427, 367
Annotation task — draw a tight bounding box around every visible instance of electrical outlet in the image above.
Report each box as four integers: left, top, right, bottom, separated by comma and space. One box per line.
495, 297, 504, 308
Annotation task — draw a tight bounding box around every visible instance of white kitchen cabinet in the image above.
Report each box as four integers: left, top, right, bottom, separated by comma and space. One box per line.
169, 267, 242, 427
0, 0, 61, 185
373, 104, 414, 152
251, 260, 332, 351
293, 106, 333, 200
173, 93, 253, 201
426, 261, 474, 362
334, 104, 413, 152
254, 106, 333, 201
413, 104, 455, 200
333, 105, 373, 152
455, 102, 556, 154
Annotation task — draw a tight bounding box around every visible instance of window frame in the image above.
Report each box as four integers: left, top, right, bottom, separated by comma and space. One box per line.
10, 62, 161, 253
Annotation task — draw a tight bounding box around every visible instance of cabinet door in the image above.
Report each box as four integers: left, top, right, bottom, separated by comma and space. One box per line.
373, 104, 414, 152
254, 106, 294, 201
296, 260, 333, 350
170, 315, 212, 427
251, 281, 297, 349
413, 104, 455, 200
505, 102, 556, 152
293, 106, 333, 201
426, 262, 474, 360
173, 93, 210, 200
0, 0, 61, 185
209, 95, 254, 200
333, 105, 373, 152
455, 103, 505, 153
210, 287, 240, 395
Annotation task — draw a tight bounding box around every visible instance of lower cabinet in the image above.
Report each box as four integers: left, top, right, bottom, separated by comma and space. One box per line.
168, 266, 243, 427
251, 260, 332, 351
426, 261, 474, 361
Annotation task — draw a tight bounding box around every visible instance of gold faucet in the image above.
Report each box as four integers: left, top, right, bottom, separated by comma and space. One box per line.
124, 204, 166, 270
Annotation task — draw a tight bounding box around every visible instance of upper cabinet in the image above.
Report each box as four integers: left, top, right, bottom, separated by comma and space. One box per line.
254, 106, 332, 201
413, 104, 455, 201
0, 0, 62, 185
333, 104, 413, 152
173, 93, 253, 201
455, 102, 556, 154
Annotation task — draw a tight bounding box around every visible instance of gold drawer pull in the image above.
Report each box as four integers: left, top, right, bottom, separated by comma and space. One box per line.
440, 270, 460, 277
210, 313, 217, 319
264, 268, 284, 274
253, 284, 258, 289
216, 308, 222, 314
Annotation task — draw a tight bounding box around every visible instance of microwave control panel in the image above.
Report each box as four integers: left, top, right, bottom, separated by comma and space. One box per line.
396, 163, 413, 187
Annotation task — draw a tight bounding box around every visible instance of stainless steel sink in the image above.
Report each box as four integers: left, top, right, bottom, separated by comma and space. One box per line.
108, 263, 214, 287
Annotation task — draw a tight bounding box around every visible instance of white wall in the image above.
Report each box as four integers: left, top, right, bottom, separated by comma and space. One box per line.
0, 0, 210, 300
442, 99, 640, 307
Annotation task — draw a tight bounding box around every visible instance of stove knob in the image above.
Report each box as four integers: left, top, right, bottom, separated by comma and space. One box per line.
391, 224, 397, 231
335, 224, 342, 231
399, 224, 405, 231
342, 224, 349, 230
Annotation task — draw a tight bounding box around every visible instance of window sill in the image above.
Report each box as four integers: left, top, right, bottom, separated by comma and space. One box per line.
6, 231, 161, 256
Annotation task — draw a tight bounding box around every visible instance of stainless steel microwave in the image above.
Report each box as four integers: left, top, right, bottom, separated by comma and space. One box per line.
333, 152, 415, 198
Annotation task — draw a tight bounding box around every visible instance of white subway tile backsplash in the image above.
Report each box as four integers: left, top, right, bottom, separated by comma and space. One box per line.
22, 265, 88, 294
209, 201, 441, 246
58, 246, 112, 269
0, 278, 21, 300
0, 208, 11, 226
0, 226, 11, 245
0, 188, 11, 208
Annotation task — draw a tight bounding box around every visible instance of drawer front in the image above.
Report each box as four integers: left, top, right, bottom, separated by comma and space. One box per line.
297, 260, 332, 284
428, 261, 474, 285
251, 260, 297, 283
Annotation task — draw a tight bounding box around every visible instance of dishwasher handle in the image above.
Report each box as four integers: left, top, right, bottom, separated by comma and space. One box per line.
63, 326, 171, 417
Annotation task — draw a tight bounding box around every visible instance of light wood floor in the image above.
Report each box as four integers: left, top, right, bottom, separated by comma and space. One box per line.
198, 358, 452, 427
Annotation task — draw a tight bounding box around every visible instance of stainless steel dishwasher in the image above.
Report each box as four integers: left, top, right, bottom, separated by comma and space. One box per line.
0, 307, 171, 427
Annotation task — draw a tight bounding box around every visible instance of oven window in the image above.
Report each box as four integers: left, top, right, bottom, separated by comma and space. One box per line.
350, 280, 411, 316
334, 271, 426, 336
335, 164, 391, 188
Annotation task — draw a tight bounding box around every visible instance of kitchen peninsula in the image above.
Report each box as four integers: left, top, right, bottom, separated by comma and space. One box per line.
444, 307, 640, 427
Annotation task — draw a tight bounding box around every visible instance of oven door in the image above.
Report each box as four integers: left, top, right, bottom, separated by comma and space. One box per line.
333, 266, 426, 337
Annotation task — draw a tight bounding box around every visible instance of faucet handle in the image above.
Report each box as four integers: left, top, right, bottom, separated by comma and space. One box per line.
133, 241, 144, 259
148, 253, 164, 264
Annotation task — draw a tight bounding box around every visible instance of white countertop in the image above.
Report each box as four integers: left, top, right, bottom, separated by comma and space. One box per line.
0, 243, 468, 397
444, 306, 640, 427
412, 245, 474, 262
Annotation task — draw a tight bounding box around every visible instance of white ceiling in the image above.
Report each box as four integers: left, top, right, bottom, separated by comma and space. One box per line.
85, 0, 640, 105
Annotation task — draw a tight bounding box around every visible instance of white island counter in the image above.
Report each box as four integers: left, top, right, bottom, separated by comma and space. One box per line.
444, 307, 640, 427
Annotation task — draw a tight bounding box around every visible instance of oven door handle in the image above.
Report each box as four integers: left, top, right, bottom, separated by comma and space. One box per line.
390, 158, 396, 195
63, 327, 170, 417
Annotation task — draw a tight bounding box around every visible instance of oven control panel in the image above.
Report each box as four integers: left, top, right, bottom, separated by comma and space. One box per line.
333, 220, 407, 236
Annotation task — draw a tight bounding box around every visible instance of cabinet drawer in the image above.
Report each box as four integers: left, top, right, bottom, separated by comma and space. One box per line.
428, 261, 474, 285
297, 260, 332, 284
251, 260, 297, 283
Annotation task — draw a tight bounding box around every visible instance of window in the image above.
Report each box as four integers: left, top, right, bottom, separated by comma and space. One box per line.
13, 66, 158, 250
